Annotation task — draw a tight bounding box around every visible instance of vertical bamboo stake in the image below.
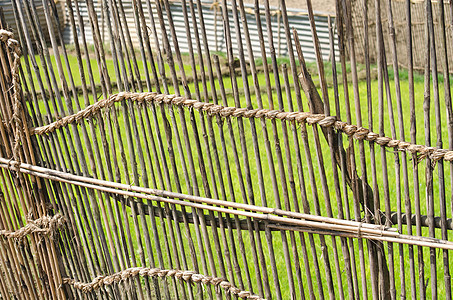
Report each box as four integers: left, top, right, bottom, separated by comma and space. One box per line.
426, 0, 451, 297
423, 2, 437, 296
404, 0, 426, 298
386, 0, 418, 297
339, 0, 371, 298
11, 2, 102, 298
86, 0, 148, 297
213, 54, 251, 298
219, 0, 275, 296
236, 0, 304, 297
279, 2, 327, 296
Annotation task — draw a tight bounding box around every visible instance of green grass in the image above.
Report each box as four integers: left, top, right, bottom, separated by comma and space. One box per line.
20, 52, 453, 299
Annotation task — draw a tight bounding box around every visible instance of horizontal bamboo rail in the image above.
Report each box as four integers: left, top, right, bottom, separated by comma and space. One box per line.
2, 157, 453, 251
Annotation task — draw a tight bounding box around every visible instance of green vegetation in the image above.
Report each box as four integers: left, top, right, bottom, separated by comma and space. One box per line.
22, 52, 453, 299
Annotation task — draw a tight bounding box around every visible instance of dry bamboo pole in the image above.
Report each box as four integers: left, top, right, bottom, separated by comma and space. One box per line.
70, 0, 127, 282
37, 4, 124, 299
329, 10, 361, 299
379, 3, 407, 298
154, 4, 216, 300
8, 159, 453, 250
10, 14, 92, 299
253, 0, 309, 297
144, 0, 168, 94
0, 157, 412, 233
80, 3, 141, 298
387, 0, 417, 297
329, 11, 358, 300
278, 64, 307, 295
172, 3, 228, 294
116, 0, 141, 90
134, 0, 160, 93
336, 2, 370, 298
293, 30, 339, 299
43, 0, 126, 287
0, 186, 17, 299
0, 61, 55, 299
0, 241, 14, 298
188, 0, 208, 101
2, 17, 67, 300
305, 1, 360, 298
218, 0, 272, 296
0, 54, 63, 300
278, 1, 327, 297
110, 0, 135, 89
132, 1, 196, 299
405, 0, 426, 298
180, 2, 248, 299
3, 5, 71, 299
240, 0, 295, 296
450, 0, 453, 75
423, 2, 437, 296
295, 15, 369, 293
250, 3, 299, 298
0, 9, 61, 300
427, 0, 451, 297
64, 2, 140, 299
152, 1, 219, 299
279, 4, 324, 299
213, 54, 253, 296
0, 24, 43, 300
107, 5, 155, 299
140, 3, 209, 300
280, 64, 310, 299
212, 56, 243, 300
87, 0, 148, 297
360, 1, 385, 298
122, 1, 192, 298
199, 79, 234, 300
342, 0, 381, 297
296, 27, 347, 299
190, 14, 245, 290
194, 0, 217, 102
235, 0, 299, 297
16, 0, 107, 290
104, 0, 169, 298
161, 1, 227, 298
0, 158, 35, 299
371, 1, 398, 299
139, 0, 194, 289
139, 3, 201, 298
437, 1, 453, 296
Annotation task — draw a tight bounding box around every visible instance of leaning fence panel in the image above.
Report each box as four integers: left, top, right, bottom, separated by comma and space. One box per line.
1, 0, 453, 299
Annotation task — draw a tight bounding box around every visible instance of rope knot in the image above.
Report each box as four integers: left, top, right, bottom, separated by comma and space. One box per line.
0, 29, 13, 42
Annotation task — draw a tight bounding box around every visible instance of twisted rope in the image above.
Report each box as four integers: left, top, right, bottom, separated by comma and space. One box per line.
63, 267, 265, 299
0, 214, 66, 241
0, 29, 23, 165
31, 91, 452, 163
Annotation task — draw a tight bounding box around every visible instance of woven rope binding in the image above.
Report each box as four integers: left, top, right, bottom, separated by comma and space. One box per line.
31, 91, 453, 163
64, 267, 265, 299
0, 214, 66, 241
0, 29, 24, 164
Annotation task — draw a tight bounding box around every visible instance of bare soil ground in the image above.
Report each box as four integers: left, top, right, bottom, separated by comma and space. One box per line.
242, 0, 336, 13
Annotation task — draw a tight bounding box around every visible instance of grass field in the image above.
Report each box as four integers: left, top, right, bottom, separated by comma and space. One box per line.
21, 52, 453, 298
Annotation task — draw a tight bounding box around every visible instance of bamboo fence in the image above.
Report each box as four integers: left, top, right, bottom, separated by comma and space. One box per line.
0, 0, 453, 299
352, 0, 453, 72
